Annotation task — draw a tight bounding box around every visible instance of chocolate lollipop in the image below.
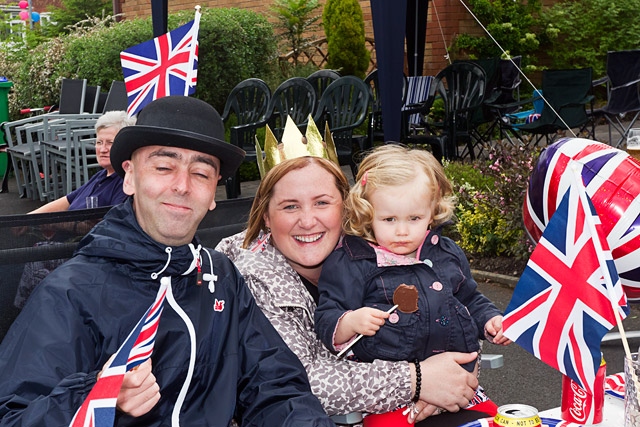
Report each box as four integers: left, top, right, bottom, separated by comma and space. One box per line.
393, 284, 419, 313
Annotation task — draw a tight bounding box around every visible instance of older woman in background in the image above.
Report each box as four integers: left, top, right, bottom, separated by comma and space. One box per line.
30, 111, 136, 213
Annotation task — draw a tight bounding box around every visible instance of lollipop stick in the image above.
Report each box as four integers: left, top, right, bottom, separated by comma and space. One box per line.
336, 304, 399, 359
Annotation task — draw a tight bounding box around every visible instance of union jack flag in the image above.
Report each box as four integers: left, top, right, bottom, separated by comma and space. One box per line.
503, 173, 628, 395
69, 282, 169, 427
120, 9, 200, 116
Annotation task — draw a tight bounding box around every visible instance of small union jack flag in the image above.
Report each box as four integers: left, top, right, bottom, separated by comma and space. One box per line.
120, 8, 200, 116
503, 171, 628, 395
69, 281, 169, 427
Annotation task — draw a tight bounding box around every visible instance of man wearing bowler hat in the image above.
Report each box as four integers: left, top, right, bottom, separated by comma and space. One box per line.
0, 96, 334, 426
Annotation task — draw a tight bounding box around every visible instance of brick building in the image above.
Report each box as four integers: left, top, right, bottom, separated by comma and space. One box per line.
114, 0, 485, 76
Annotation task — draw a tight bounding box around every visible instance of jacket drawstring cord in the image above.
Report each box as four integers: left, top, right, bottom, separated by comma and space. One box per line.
184, 244, 217, 292
150, 247, 172, 280
184, 243, 202, 286
201, 248, 217, 293
160, 276, 197, 427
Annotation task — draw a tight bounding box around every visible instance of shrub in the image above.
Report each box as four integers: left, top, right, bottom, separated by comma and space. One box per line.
45, 0, 112, 36
322, 0, 369, 78
540, 0, 640, 76
445, 143, 539, 259
56, 16, 153, 94
450, 0, 542, 66
0, 8, 278, 118
444, 158, 494, 197
10, 37, 67, 114
196, 8, 277, 111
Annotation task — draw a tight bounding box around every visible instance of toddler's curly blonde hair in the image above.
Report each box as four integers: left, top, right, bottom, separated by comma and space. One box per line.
344, 144, 456, 244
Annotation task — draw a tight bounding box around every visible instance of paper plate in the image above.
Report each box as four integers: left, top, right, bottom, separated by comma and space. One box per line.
458, 417, 583, 427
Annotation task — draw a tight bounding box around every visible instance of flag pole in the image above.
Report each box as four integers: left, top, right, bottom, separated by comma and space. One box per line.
185, 5, 201, 96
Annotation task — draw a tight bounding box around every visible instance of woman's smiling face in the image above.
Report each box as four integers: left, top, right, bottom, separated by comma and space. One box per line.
264, 162, 344, 284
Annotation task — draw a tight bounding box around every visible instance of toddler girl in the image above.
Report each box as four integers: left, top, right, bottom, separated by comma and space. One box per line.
315, 144, 510, 422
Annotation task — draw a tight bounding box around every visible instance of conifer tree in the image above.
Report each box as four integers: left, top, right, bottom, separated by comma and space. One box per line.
322, 0, 369, 78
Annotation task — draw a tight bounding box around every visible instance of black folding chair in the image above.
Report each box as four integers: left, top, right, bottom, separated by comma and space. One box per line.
495, 56, 523, 108
465, 57, 500, 157
479, 56, 526, 146
401, 75, 434, 135
590, 50, 640, 147
82, 85, 101, 114
102, 81, 128, 113
502, 68, 594, 147
56, 78, 87, 114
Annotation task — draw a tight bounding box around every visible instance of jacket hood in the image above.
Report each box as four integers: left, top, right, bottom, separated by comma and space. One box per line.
75, 198, 202, 281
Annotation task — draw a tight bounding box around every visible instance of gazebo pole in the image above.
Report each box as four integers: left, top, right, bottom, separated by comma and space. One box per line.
371, 0, 407, 142
151, 0, 168, 37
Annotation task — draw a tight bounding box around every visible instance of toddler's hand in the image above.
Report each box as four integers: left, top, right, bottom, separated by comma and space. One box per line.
484, 315, 512, 345
344, 307, 390, 336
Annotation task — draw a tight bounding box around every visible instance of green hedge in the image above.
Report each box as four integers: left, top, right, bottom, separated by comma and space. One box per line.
0, 8, 278, 119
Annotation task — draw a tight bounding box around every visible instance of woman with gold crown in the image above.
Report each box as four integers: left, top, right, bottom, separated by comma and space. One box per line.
216, 117, 487, 426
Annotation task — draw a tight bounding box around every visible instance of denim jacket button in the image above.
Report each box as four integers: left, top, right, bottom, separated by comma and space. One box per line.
431, 281, 443, 291
388, 312, 400, 324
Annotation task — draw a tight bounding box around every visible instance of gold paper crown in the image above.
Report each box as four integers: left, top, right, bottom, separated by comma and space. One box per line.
256, 115, 340, 178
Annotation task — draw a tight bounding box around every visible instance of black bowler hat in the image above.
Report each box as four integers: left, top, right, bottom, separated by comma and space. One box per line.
110, 96, 245, 180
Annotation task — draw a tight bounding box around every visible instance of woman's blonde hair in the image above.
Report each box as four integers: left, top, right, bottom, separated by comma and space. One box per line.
242, 156, 349, 248
344, 144, 456, 244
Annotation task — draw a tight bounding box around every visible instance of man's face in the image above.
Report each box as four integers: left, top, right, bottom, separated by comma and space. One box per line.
122, 145, 221, 246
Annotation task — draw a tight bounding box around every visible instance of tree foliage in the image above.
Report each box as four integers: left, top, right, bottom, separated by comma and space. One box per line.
540, 0, 640, 76
322, 0, 369, 78
45, 0, 111, 36
450, 0, 541, 65
270, 0, 321, 65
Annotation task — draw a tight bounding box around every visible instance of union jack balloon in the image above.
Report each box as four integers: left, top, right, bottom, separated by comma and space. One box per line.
523, 138, 640, 300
